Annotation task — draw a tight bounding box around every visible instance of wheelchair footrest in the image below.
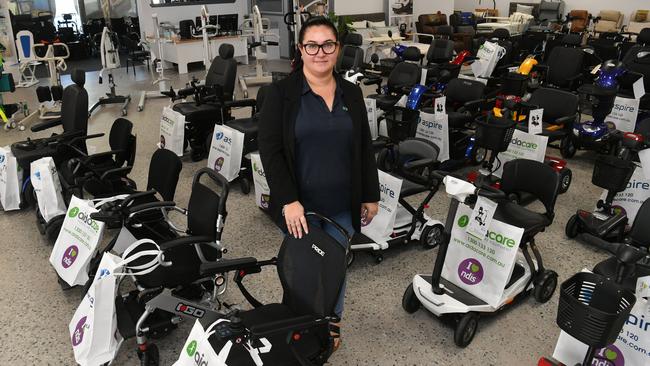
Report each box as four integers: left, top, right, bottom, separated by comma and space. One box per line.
116, 290, 178, 340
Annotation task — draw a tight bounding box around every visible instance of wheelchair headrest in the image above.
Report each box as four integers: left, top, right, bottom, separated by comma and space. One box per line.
639, 28, 650, 45
561, 33, 582, 46
344, 32, 363, 46
71, 69, 85, 86
492, 28, 510, 40
219, 44, 234, 59
403, 46, 421, 62
436, 25, 453, 37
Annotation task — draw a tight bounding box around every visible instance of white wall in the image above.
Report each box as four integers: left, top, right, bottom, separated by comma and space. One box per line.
453, 0, 648, 25
335, 0, 454, 16
137, 0, 248, 37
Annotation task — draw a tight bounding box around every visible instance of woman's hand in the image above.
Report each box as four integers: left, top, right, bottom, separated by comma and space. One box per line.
360, 202, 379, 226
284, 201, 309, 238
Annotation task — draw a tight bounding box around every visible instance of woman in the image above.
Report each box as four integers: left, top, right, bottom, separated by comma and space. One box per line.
258, 17, 380, 350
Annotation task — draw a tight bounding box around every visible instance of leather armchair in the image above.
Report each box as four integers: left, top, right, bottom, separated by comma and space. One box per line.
415, 12, 447, 44
595, 10, 624, 33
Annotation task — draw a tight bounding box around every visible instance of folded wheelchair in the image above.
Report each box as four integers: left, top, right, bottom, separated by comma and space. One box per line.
90, 168, 231, 364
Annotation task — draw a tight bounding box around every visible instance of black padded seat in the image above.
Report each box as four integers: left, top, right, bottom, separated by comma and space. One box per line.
225, 117, 258, 135
448, 111, 473, 129
594, 256, 650, 291
494, 201, 551, 237
368, 94, 401, 110
172, 102, 220, 123
387, 172, 429, 197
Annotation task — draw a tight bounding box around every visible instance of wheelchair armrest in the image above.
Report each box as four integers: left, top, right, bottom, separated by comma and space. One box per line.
224, 98, 256, 109
250, 314, 330, 338
403, 158, 436, 170
160, 235, 215, 250
199, 257, 259, 276
85, 149, 122, 163
68, 133, 105, 146
121, 190, 158, 208
554, 114, 577, 125
100, 166, 132, 181
460, 98, 485, 112
126, 200, 176, 217
363, 76, 382, 87
31, 118, 63, 132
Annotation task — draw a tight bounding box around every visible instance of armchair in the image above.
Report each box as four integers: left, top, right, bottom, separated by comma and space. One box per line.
415, 12, 447, 44
594, 10, 624, 34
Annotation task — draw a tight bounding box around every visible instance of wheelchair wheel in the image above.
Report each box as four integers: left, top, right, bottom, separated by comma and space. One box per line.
565, 214, 580, 238
138, 343, 159, 366
420, 224, 443, 249
560, 136, 576, 158
454, 312, 479, 348
558, 168, 572, 194
534, 270, 558, 303
46, 216, 65, 244
239, 177, 251, 194
346, 250, 355, 268
402, 283, 420, 314
21, 181, 36, 209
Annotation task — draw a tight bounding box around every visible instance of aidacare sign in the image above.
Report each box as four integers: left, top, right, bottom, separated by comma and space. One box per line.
606, 97, 640, 133
415, 111, 450, 161
493, 129, 548, 177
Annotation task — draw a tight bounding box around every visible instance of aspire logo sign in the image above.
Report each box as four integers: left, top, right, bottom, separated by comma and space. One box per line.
215, 131, 232, 145
592, 345, 625, 366
458, 258, 484, 285
68, 206, 100, 231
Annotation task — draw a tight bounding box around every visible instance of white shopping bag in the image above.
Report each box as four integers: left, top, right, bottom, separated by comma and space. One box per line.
250, 152, 270, 210
30, 157, 67, 222
553, 284, 650, 366
441, 204, 523, 307
50, 196, 106, 287
471, 41, 506, 78
415, 111, 450, 162
361, 170, 402, 243
70, 240, 161, 366
160, 106, 186, 156
207, 125, 245, 182
598, 166, 650, 222
365, 98, 378, 140
493, 129, 548, 177
606, 97, 640, 133
0, 146, 22, 211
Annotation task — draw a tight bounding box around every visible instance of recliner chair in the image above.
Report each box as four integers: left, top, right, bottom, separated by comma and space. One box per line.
171, 44, 237, 161
567, 10, 589, 33
336, 33, 364, 73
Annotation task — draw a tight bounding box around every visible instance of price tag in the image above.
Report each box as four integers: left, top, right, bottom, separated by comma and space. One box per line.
633, 77, 646, 100
434, 96, 446, 117
528, 108, 544, 135
466, 196, 498, 239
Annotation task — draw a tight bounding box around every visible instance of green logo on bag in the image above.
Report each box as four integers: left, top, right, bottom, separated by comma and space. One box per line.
458, 215, 469, 228
187, 340, 198, 357
68, 207, 80, 218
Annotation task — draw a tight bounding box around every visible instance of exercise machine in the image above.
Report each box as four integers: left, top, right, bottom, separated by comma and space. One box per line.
239, 5, 279, 98
14, 30, 41, 88
138, 13, 171, 112
89, 27, 131, 116
18, 42, 70, 129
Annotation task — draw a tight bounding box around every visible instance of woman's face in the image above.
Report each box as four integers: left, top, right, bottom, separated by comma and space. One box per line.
299, 25, 339, 77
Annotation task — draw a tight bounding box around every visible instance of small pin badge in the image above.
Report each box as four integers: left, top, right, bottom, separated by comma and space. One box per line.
342, 106, 348, 111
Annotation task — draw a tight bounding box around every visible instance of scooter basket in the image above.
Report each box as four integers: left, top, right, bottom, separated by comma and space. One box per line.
385, 107, 419, 142
475, 116, 516, 152
500, 72, 528, 97
556, 272, 636, 348
591, 155, 635, 192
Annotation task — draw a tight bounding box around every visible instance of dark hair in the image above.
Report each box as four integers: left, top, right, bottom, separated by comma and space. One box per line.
298, 16, 339, 44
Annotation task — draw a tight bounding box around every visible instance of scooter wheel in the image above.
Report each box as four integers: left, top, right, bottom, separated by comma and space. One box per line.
402, 283, 420, 314
565, 214, 580, 239
240, 177, 251, 195
420, 225, 443, 249
46, 217, 64, 244
346, 250, 355, 268
21, 181, 36, 209
138, 343, 160, 366
560, 136, 576, 158
534, 270, 558, 303
558, 169, 572, 194
374, 254, 384, 264
454, 312, 479, 347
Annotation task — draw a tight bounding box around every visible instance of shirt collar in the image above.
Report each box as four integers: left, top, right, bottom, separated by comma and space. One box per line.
301, 75, 345, 99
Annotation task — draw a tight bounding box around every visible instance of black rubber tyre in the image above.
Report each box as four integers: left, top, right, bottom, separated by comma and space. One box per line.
346, 250, 355, 268
534, 270, 558, 303
22, 181, 36, 209
374, 254, 384, 264
560, 136, 576, 158
565, 214, 580, 239
376, 148, 396, 172
138, 343, 159, 366
240, 177, 251, 195
205, 128, 214, 154
420, 225, 444, 249
558, 168, 572, 194
454, 312, 479, 347
471, 147, 487, 165
402, 283, 420, 314
46, 216, 64, 244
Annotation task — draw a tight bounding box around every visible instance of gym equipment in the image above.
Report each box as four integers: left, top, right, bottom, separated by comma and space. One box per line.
138, 13, 171, 112
14, 30, 41, 88
349, 138, 445, 265
284, 0, 312, 62
89, 168, 231, 365
239, 5, 280, 98
18, 42, 70, 129
89, 27, 131, 117
403, 158, 560, 347
0, 54, 20, 130
201, 212, 347, 365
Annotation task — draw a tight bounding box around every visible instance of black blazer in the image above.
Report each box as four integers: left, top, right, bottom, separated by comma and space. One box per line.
258, 71, 380, 232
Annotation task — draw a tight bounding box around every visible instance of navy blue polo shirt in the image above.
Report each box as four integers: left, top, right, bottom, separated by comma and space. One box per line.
295, 79, 353, 216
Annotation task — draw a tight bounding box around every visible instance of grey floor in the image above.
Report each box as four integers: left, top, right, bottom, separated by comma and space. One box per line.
0, 60, 612, 365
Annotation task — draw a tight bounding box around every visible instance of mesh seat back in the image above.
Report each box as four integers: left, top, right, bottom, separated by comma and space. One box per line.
500, 159, 559, 220
278, 224, 347, 318
146, 149, 182, 201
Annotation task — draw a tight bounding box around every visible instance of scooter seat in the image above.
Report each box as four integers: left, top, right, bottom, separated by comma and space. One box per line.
593, 256, 650, 292
173, 101, 221, 123
367, 94, 400, 110
225, 117, 258, 136
448, 111, 473, 129
494, 201, 551, 237
389, 173, 429, 197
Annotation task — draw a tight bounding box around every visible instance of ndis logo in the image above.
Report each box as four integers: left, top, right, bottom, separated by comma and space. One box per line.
592, 345, 625, 366
186, 339, 210, 366
62, 245, 79, 269
71, 316, 89, 347
458, 258, 484, 285
68, 206, 100, 232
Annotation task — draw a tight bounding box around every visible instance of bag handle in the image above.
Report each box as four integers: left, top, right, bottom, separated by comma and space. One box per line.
92, 194, 130, 208
111, 239, 163, 276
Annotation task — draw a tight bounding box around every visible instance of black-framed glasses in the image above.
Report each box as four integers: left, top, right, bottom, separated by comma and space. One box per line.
301, 41, 338, 55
